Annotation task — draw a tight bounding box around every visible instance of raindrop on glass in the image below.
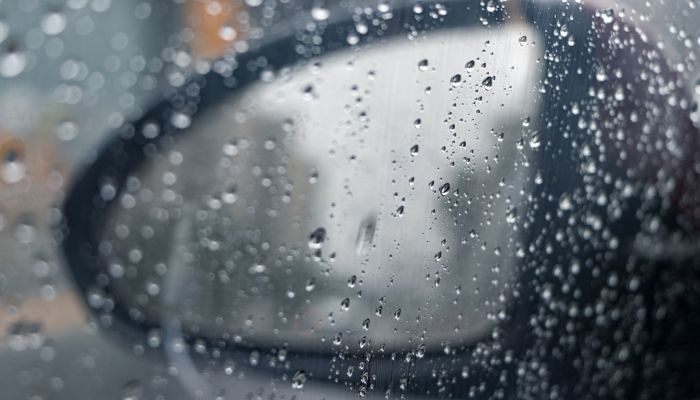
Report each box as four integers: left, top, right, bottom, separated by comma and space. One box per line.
291, 370, 307, 389
308, 227, 327, 249
439, 183, 451, 195
311, 6, 330, 21
0, 49, 27, 78
417, 59, 429, 71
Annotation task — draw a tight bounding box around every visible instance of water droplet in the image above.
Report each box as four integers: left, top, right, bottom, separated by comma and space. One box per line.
559, 24, 569, 38
340, 297, 351, 311
362, 318, 370, 330
311, 6, 330, 21
465, 60, 475, 70
410, 144, 419, 155
277, 348, 288, 362
56, 120, 79, 141
7, 320, 44, 351
393, 308, 402, 320
333, 332, 343, 345
308, 227, 327, 249
249, 350, 260, 365
416, 343, 426, 358
305, 278, 316, 292
600, 9, 615, 24
218, 24, 237, 41
170, 112, 191, 129
221, 185, 238, 204
0, 49, 27, 78
358, 336, 369, 348
594, 66, 609, 82
518, 35, 528, 46
506, 207, 518, 224
486, 0, 497, 12
528, 131, 541, 149
2, 147, 26, 184
121, 380, 143, 400
450, 74, 462, 87
417, 59, 429, 71
355, 216, 376, 257
439, 183, 451, 195
559, 194, 573, 211
481, 76, 493, 88
346, 33, 359, 45
41, 12, 67, 35
222, 139, 239, 156
292, 370, 307, 389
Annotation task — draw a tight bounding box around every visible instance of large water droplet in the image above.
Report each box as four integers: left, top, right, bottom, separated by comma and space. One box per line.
333, 332, 343, 345
56, 120, 79, 141
291, 370, 307, 389
506, 207, 518, 224
308, 227, 327, 249
417, 59, 429, 71
439, 183, 451, 195
170, 112, 191, 129
41, 12, 67, 35
7, 320, 45, 351
311, 6, 330, 21
218, 24, 237, 42
0, 49, 27, 78
2, 148, 26, 184
221, 185, 238, 204
416, 343, 426, 358
559, 194, 573, 211
305, 278, 316, 292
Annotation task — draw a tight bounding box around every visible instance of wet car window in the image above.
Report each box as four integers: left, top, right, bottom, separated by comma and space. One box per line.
1, 1, 700, 399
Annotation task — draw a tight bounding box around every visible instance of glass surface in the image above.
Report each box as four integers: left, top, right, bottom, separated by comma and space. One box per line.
1, 1, 699, 399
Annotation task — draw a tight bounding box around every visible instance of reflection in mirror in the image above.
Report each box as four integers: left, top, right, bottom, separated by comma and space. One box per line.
98, 23, 543, 352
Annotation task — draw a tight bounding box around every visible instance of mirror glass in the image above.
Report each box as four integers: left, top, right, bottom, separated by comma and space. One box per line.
98, 22, 544, 352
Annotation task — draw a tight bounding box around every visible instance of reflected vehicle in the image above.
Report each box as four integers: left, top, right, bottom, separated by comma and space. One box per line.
3, 0, 700, 399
